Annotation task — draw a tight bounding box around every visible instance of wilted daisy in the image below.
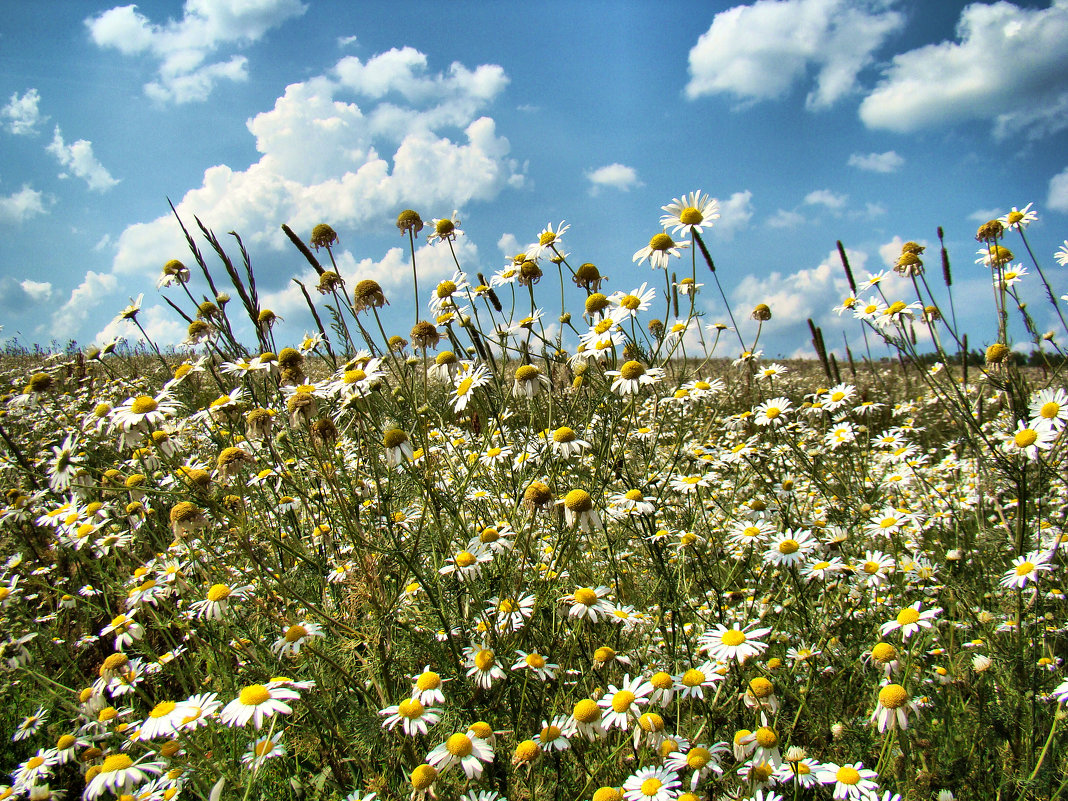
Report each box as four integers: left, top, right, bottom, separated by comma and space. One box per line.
440, 547, 493, 580
513, 363, 550, 398
426, 731, 494, 780
1000, 550, 1053, 589
379, 697, 441, 736
220, 683, 300, 729
550, 426, 592, 458
561, 489, 602, 532
568, 697, 607, 741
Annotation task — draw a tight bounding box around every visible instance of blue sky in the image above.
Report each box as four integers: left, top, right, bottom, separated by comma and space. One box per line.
1, 0, 1067, 358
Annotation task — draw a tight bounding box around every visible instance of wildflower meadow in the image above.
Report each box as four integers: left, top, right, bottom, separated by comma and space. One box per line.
1, 195, 1067, 801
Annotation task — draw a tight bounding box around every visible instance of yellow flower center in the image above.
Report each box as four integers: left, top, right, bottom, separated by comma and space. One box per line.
619, 360, 645, 380
649, 233, 674, 251
1040, 401, 1060, 419
56, 734, 76, 749
416, 671, 440, 690
1015, 561, 1035, 576
749, 677, 773, 698
764, 406, 781, 419
553, 426, 577, 443
836, 766, 861, 785
253, 738, 276, 757
564, 489, 593, 512
863, 561, 880, 574
410, 764, 437, 790
594, 646, 615, 663
871, 642, 897, 662
398, 698, 424, 718
445, 733, 473, 757
239, 685, 271, 706
284, 624, 308, 643
687, 747, 712, 768
755, 726, 777, 747
679, 207, 703, 225
573, 699, 601, 723
650, 671, 673, 689
721, 629, 746, 647
620, 294, 641, 310
778, 538, 800, 554
812, 560, 830, 571
896, 608, 921, 626
455, 551, 477, 568
639, 712, 664, 732
150, 701, 177, 719
640, 778, 663, 796
344, 369, 367, 384
574, 587, 598, 606
541, 723, 561, 741
525, 653, 546, 669
206, 584, 232, 602
1014, 429, 1038, 448
130, 396, 158, 414
100, 754, 134, 773
474, 649, 495, 671
682, 668, 706, 687
879, 684, 908, 709
611, 690, 636, 712
25, 756, 45, 770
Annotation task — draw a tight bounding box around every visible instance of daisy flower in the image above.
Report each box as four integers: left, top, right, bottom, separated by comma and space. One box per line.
534, 716, 572, 751
512, 364, 550, 398
598, 674, 654, 730
999, 202, 1037, 230
84, 754, 164, 800
426, 731, 494, 780
549, 426, 592, 458
511, 650, 559, 681
660, 191, 720, 235
1000, 550, 1053, 589
11, 706, 46, 742
567, 698, 607, 741
439, 547, 493, 580
700, 622, 772, 664
856, 550, 895, 586
664, 742, 728, 790
633, 232, 689, 271
606, 361, 665, 396
871, 683, 915, 732
220, 683, 300, 729
526, 220, 569, 260
1055, 240, 1068, 266
610, 283, 657, 318
753, 397, 792, 427
379, 697, 441, 736
764, 528, 819, 567
452, 365, 490, 413
138, 699, 194, 740
622, 765, 681, 801
189, 582, 254, 621
272, 620, 324, 657
465, 647, 507, 689
880, 602, 941, 639
411, 666, 446, 705
817, 762, 880, 800
565, 585, 615, 622
608, 489, 656, 518
1029, 387, 1068, 432
675, 662, 723, 700
175, 692, 221, 731
560, 489, 602, 532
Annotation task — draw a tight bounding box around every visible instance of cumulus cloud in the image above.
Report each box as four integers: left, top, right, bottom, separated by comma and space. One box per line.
46, 127, 120, 191
767, 209, 805, 228
497, 233, 521, 257
685, 0, 903, 109
0, 185, 48, 223
86, 0, 307, 104
713, 190, 754, 240
94, 302, 186, 347
847, 150, 904, 173
1049, 166, 1068, 212
804, 189, 848, 209
2, 88, 46, 135
0, 277, 53, 313
859, 0, 1068, 139
50, 271, 120, 340
585, 163, 641, 195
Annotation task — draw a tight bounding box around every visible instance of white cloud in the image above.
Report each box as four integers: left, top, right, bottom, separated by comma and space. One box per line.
46, 127, 120, 192
94, 303, 186, 347
847, 150, 904, 173
804, 188, 849, 210
86, 0, 308, 104
585, 163, 641, 194
50, 271, 120, 340
859, 0, 1068, 139
732, 246, 864, 328
685, 0, 903, 109
713, 190, 754, 240
20, 280, 53, 303
2, 88, 46, 135
337, 35, 358, 48
0, 185, 48, 223
1049, 166, 1068, 212
498, 233, 521, 257
969, 208, 1002, 222
766, 209, 805, 228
